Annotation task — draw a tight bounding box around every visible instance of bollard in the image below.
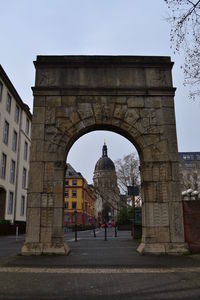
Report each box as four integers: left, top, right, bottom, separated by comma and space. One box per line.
16, 225, 18, 242
73, 210, 77, 242
115, 226, 117, 237
104, 222, 107, 241
93, 226, 96, 238
75, 224, 77, 242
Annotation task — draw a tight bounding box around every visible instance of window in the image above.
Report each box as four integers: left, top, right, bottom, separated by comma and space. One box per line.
12, 130, 18, 152
3, 121, 9, 145
72, 202, 77, 209
72, 189, 77, 198
64, 202, 69, 209
196, 154, 200, 161
25, 118, 30, 135
22, 168, 27, 189
1, 153, 7, 179
6, 93, 11, 113
15, 105, 20, 123
72, 179, 77, 186
24, 141, 28, 161
64, 190, 69, 198
10, 160, 16, 184
65, 180, 69, 186
0, 81, 3, 102
183, 154, 194, 161
20, 196, 25, 216
185, 163, 194, 168
7, 192, 13, 214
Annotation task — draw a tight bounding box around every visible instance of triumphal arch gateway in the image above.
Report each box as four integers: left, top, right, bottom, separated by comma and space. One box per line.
22, 56, 188, 255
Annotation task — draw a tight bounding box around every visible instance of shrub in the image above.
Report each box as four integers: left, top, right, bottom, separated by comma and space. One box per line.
0, 220, 11, 225
117, 207, 134, 225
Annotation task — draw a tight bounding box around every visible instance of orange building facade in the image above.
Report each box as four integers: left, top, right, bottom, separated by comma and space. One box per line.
64, 164, 95, 227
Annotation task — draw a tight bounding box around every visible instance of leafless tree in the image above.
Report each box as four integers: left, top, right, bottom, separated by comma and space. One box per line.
115, 152, 140, 194
164, 0, 200, 100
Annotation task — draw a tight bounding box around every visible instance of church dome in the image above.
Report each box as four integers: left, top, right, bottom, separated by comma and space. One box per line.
95, 143, 115, 172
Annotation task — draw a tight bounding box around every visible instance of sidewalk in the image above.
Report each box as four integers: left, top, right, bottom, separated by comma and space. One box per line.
0, 230, 200, 299
1, 229, 200, 269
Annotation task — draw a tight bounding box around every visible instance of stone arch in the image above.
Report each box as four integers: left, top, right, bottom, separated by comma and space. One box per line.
22, 55, 188, 255
64, 124, 142, 160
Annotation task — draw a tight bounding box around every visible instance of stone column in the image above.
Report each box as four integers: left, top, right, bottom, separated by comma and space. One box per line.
21, 96, 70, 255
137, 132, 188, 254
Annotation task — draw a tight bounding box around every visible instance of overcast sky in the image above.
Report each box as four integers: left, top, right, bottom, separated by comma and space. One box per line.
1, 0, 199, 183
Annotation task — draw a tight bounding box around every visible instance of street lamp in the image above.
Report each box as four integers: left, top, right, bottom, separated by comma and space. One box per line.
182, 189, 200, 201
192, 190, 200, 197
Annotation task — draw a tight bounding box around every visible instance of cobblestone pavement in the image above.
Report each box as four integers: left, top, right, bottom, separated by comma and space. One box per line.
0, 229, 200, 299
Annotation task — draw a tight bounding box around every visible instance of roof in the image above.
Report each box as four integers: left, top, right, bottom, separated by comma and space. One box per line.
0, 65, 32, 120
35, 55, 173, 68
179, 152, 200, 161
94, 143, 115, 172
65, 163, 84, 179
95, 157, 115, 172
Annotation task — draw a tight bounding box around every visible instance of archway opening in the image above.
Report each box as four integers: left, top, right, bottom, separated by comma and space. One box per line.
64, 130, 142, 245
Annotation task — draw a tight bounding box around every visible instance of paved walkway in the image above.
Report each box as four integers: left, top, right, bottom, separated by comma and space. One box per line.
0, 229, 200, 299
2, 228, 200, 268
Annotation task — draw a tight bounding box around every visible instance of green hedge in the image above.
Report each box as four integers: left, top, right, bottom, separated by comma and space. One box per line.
72, 224, 94, 231
0, 221, 26, 235
0, 220, 11, 225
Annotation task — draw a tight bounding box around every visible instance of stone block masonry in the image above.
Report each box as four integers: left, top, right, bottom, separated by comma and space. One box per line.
22, 56, 188, 255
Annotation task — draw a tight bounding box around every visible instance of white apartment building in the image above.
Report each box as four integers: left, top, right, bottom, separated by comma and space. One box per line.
0, 65, 32, 223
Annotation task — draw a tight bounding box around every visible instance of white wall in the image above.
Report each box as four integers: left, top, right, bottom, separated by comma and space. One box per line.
0, 72, 31, 223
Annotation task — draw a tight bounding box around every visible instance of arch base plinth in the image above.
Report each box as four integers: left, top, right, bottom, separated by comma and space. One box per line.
137, 242, 188, 255
21, 242, 70, 256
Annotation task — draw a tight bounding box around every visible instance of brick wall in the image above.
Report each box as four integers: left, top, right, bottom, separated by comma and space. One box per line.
183, 201, 200, 253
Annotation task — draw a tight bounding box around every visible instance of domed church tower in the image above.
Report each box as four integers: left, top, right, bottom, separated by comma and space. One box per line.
93, 141, 120, 223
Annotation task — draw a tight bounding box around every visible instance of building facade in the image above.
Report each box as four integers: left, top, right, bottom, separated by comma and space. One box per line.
0, 65, 32, 223
93, 142, 121, 223
64, 164, 95, 227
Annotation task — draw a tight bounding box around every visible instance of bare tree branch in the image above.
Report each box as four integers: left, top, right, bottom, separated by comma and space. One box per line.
115, 152, 140, 194
164, 0, 200, 100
